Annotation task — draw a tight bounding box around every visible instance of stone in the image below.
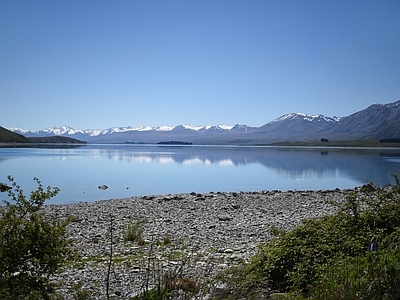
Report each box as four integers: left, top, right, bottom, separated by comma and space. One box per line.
218, 215, 232, 221
43, 188, 349, 298
361, 182, 376, 193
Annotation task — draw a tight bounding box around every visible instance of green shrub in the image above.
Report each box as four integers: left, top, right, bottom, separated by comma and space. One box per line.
312, 249, 400, 300
71, 281, 92, 300
123, 219, 145, 243
0, 176, 73, 299
132, 288, 169, 300
212, 175, 400, 299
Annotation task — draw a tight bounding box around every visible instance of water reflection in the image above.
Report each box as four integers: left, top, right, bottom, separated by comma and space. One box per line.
55, 145, 400, 186
1, 145, 400, 203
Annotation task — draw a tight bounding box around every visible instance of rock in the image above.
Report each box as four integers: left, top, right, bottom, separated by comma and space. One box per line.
218, 215, 232, 221
361, 182, 376, 193
170, 290, 181, 298
43, 188, 349, 299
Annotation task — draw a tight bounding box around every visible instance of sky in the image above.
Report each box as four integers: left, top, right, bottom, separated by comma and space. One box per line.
1, 0, 400, 130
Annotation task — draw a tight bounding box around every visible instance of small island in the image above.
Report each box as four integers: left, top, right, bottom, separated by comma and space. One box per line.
157, 141, 192, 145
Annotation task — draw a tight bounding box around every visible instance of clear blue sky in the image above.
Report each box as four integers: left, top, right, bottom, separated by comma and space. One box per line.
1, 0, 399, 130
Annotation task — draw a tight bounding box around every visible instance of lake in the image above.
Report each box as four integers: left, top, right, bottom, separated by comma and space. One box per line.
1, 144, 400, 204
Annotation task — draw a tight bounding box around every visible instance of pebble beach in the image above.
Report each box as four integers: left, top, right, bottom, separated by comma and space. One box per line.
45, 188, 352, 299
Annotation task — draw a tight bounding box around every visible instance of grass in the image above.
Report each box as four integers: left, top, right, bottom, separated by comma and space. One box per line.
63, 178, 400, 299
123, 219, 146, 243
212, 175, 400, 299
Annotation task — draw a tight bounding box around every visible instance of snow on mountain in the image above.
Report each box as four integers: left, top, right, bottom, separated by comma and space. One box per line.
205, 124, 235, 130
6, 100, 400, 144
44, 125, 87, 136
232, 123, 250, 130
88, 129, 108, 136
155, 126, 173, 131
134, 126, 154, 132
106, 126, 136, 133
269, 113, 340, 124
8, 124, 239, 137
9, 125, 84, 136
8, 127, 30, 134
181, 125, 204, 131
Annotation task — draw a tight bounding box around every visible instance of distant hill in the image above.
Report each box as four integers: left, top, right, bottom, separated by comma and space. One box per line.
0, 126, 30, 143
7, 99, 400, 145
0, 126, 86, 144
27, 136, 87, 144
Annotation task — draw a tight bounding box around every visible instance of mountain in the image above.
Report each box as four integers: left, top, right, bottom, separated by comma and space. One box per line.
250, 101, 400, 143
364, 120, 400, 140
0, 125, 86, 144
0, 126, 30, 143
325, 101, 400, 140
9, 124, 257, 144
7, 100, 400, 144
251, 113, 340, 143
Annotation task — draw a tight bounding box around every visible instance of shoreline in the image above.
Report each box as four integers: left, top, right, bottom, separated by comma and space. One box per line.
2, 141, 400, 148
46, 188, 352, 299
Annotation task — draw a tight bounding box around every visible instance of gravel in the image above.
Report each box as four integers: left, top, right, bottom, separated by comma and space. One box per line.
45, 188, 351, 299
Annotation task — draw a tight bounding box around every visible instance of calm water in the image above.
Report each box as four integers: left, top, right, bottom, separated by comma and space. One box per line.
1, 144, 400, 204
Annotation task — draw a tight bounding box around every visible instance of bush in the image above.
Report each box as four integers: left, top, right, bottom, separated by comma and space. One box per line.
123, 219, 145, 243
313, 249, 400, 300
213, 175, 400, 299
0, 176, 73, 299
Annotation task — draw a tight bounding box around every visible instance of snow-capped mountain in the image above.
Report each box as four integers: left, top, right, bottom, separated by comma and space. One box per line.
269, 113, 340, 124
7, 100, 400, 144
10, 124, 239, 136
9, 124, 255, 144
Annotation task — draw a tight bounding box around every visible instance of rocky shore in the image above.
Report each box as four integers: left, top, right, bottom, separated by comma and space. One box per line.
45, 188, 352, 299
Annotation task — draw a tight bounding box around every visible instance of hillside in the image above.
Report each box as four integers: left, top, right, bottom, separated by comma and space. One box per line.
0, 126, 30, 143
0, 126, 86, 144
27, 136, 87, 144
325, 101, 400, 139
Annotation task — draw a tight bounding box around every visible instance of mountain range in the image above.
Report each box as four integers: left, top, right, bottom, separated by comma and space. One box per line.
7, 100, 400, 145
0, 127, 87, 144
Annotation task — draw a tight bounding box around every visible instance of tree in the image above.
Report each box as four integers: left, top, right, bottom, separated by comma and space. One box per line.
0, 176, 73, 299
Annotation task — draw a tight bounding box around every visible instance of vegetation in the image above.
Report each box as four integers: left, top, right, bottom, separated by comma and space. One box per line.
380, 138, 400, 143
0, 126, 86, 144
265, 139, 400, 147
157, 141, 192, 145
27, 136, 86, 144
0, 126, 30, 143
212, 175, 400, 299
129, 240, 202, 300
3, 173, 400, 299
0, 176, 73, 299
123, 219, 146, 242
